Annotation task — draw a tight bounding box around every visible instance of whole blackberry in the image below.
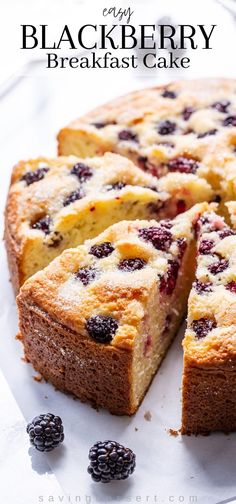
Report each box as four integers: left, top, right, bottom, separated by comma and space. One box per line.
86, 315, 118, 343
88, 440, 136, 483
27, 413, 64, 452
89, 241, 114, 258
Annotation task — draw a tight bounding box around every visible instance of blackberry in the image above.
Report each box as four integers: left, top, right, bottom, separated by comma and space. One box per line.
193, 280, 213, 294
87, 440, 136, 483
26, 413, 64, 452
223, 115, 236, 127
75, 266, 97, 286
63, 188, 85, 206
226, 281, 236, 293
161, 89, 177, 99
92, 120, 116, 128
118, 129, 138, 143
208, 259, 229, 275
71, 163, 93, 182
157, 120, 176, 135
159, 260, 179, 295
138, 226, 173, 252
21, 167, 49, 186
32, 215, 51, 234
182, 106, 195, 121
106, 181, 126, 191
86, 315, 118, 343
192, 317, 216, 339
198, 239, 214, 255
167, 156, 199, 174
219, 228, 235, 239
118, 258, 147, 272
211, 100, 230, 113
197, 129, 217, 138
89, 242, 114, 258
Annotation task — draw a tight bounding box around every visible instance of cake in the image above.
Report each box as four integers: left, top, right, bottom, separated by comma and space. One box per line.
58, 78, 236, 208
182, 210, 236, 434
4, 153, 168, 295
5, 152, 213, 295
17, 203, 209, 415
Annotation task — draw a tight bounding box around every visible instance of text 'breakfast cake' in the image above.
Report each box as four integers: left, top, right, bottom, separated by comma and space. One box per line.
17, 203, 209, 415
182, 210, 236, 433
5, 152, 212, 294
58, 78, 236, 212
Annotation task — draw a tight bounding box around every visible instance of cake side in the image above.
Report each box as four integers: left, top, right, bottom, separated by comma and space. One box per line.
182, 210, 236, 434
17, 204, 208, 414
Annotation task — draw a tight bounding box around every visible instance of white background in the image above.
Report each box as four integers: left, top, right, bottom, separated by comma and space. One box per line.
1, 1, 236, 503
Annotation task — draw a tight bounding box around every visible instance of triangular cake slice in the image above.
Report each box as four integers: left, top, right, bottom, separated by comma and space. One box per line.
182, 210, 236, 434
5, 152, 212, 294
17, 203, 208, 415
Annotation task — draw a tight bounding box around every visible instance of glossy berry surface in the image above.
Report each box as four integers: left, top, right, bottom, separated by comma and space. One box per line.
167, 156, 199, 174
157, 120, 176, 135
139, 226, 172, 251
86, 315, 118, 343
160, 260, 179, 295
26, 413, 64, 452
118, 129, 138, 142
71, 163, 93, 182
32, 215, 51, 234
118, 258, 147, 272
87, 440, 136, 483
63, 188, 85, 206
208, 259, 229, 275
75, 266, 97, 286
161, 89, 177, 99
89, 242, 114, 258
192, 318, 216, 339
21, 167, 49, 186
198, 239, 214, 255
193, 280, 213, 294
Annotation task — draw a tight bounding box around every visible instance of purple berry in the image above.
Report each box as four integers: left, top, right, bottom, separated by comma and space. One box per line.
208, 259, 229, 275
139, 226, 173, 252
21, 167, 49, 186
182, 106, 195, 121
71, 163, 93, 182
226, 281, 236, 293
75, 266, 97, 286
106, 181, 126, 191
160, 260, 179, 295
86, 315, 118, 343
197, 129, 217, 138
198, 239, 214, 255
193, 280, 213, 294
192, 317, 216, 339
219, 228, 235, 239
118, 130, 138, 142
157, 120, 176, 135
161, 89, 177, 99
167, 156, 199, 174
223, 115, 236, 127
89, 242, 114, 259
211, 100, 230, 113
118, 258, 147, 272
63, 188, 85, 206
32, 215, 51, 234
92, 120, 116, 128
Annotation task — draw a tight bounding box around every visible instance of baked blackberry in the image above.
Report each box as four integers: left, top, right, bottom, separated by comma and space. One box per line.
157, 120, 176, 135
87, 440, 136, 483
118, 258, 147, 272
89, 241, 114, 258
86, 315, 118, 343
118, 129, 138, 142
21, 167, 49, 186
26, 413, 64, 452
71, 162, 93, 182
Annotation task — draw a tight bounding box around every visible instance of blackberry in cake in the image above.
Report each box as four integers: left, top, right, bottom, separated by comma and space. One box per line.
17, 203, 209, 415
5, 152, 213, 294
57, 78, 236, 207
182, 210, 236, 434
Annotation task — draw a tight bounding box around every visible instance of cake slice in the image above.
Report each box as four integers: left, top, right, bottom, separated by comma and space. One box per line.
182, 210, 236, 434
57, 78, 236, 205
5, 153, 168, 294
17, 203, 209, 415
5, 152, 212, 294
